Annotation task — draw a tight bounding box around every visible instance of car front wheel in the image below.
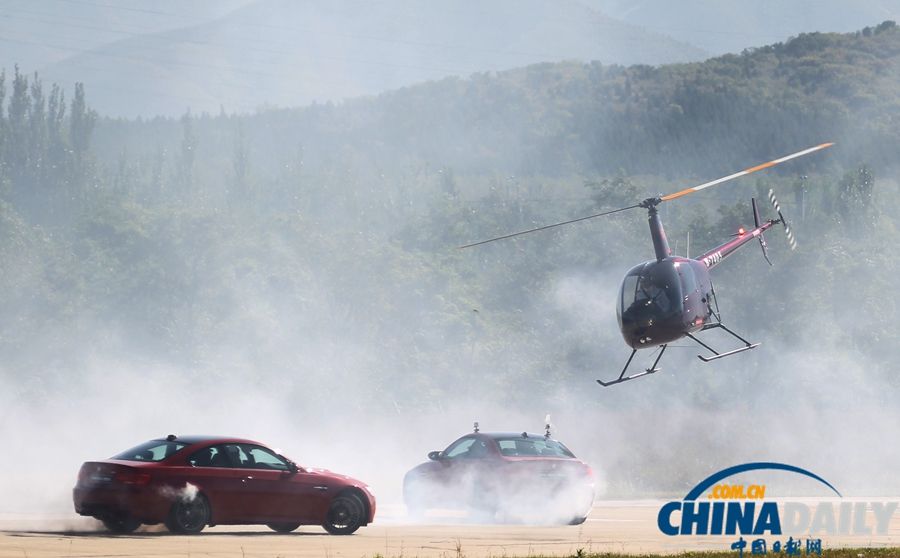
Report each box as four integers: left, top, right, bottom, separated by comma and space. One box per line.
403, 479, 427, 518
166, 493, 210, 535
267, 523, 301, 533
322, 493, 365, 535
466, 481, 497, 523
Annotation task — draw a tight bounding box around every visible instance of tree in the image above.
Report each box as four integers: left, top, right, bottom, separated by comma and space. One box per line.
230, 119, 252, 205
174, 109, 197, 198
6, 66, 30, 204
837, 164, 875, 227
69, 82, 97, 205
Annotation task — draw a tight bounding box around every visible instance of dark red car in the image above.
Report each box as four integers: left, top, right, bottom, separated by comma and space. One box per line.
73, 435, 375, 535
403, 428, 594, 524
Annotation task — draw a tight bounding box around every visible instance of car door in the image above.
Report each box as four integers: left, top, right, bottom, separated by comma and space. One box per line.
182, 444, 243, 523
225, 443, 329, 523
276, 468, 336, 523
428, 436, 491, 508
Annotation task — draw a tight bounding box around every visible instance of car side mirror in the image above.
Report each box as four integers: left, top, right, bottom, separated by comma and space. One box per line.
428, 451, 444, 460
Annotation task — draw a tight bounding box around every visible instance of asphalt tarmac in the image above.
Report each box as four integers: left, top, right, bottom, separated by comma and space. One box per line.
1, 501, 898, 557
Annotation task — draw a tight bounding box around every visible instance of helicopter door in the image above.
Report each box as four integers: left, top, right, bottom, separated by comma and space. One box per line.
676, 262, 699, 298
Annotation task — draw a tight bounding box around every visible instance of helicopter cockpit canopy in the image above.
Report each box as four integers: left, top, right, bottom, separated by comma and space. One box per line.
617, 260, 684, 330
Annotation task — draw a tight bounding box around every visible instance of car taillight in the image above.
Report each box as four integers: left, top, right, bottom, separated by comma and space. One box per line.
115, 472, 151, 485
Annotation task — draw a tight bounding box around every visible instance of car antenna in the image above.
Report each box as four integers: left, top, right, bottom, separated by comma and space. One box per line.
545, 414, 552, 439
473, 421, 479, 433
166, 434, 177, 441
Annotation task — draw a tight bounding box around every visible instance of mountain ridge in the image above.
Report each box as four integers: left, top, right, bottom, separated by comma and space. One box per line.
30, 0, 707, 117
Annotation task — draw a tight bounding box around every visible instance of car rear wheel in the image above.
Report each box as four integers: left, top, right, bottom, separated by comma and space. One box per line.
165, 493, 210, 535
267, 523, 301, 533
102, 514, 142, 534
322, 493, 364, 535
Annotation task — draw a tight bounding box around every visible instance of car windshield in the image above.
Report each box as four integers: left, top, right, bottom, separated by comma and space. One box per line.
112, 440, 189, 462
491, 436, 575, 458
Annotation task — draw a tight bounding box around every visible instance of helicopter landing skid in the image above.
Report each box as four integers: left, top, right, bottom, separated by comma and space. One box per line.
596, 345, 668, 387
687, 323, 760, 362
597, 324, 760, 387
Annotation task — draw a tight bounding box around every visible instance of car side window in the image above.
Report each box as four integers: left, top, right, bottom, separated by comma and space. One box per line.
224, 444, 251, 468
188, 445, 230, 468
445, 437, 489, 460
246, 445, 290, 471
445, 438, 476, 459
465, 439, 489, 459
225, 443, 290, 471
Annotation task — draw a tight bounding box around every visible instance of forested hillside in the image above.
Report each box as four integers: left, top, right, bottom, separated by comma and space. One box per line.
93, 21, 900, 184
580, 0, 900, 55
2, 23, 900, 495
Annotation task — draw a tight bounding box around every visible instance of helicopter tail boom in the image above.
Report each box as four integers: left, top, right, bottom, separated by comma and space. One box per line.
696, 213, 777, 270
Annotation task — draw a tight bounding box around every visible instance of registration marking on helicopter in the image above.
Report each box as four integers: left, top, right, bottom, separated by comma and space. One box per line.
702, 252, 723, 267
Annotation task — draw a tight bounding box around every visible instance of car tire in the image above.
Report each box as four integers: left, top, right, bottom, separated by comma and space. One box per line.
267, 523, 301, 533
466, 482, 496, 523
402, 480, 427, 518
165, 493, 210, 535
102, 514, 142, 534
322, 492, 365, 535
406, 501, 426, 519
568, 515, 588, 525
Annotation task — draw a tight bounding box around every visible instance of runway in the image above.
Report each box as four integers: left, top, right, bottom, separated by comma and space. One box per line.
1, 501, 899, 557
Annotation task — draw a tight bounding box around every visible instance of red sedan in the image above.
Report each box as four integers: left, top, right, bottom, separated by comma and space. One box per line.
73, 435, 375, 535
403, 428, 594, 524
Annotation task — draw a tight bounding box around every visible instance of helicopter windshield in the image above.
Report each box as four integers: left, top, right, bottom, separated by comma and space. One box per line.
617, 260, 684, 327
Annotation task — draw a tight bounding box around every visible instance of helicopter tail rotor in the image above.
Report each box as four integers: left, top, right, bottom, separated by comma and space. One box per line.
767, 189, 797, 250
751, 197, 773, 266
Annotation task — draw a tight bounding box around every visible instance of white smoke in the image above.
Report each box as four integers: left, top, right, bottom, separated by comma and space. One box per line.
156, 482, 199, 503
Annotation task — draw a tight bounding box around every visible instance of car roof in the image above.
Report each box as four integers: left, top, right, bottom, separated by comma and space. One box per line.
151, 435, 262, 445
482, 432, 557, 440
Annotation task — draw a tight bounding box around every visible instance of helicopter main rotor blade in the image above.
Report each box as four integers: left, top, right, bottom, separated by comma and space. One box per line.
458, 142, 833, 249
660, 142, 834, 202
457, 203, 642, 248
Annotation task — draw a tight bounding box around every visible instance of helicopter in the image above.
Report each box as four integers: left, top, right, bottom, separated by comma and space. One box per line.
459, 143, 834, 386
